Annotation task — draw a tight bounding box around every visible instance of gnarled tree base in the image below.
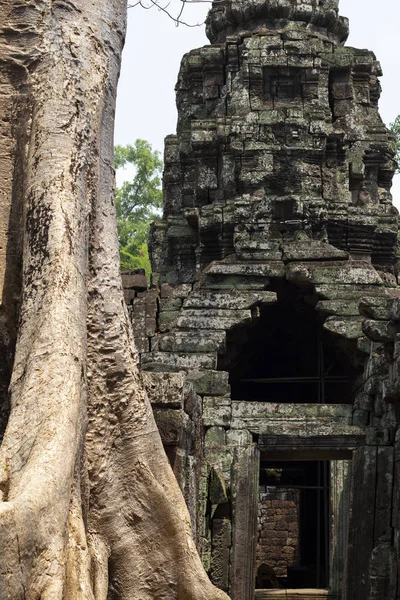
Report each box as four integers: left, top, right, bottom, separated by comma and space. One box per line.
0, 2, 229, 598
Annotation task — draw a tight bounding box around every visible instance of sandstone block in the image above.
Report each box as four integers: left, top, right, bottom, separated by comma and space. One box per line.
158, 310, 179, 333
183, 290, 277, 310
210, 518, 231, 592
142, 371, 185, 408
362, 320, 399, 343
205, 426, 226, 448
201, 274, 271, 290
187, 370, 230, 396
203, 397, 231, 427
287, 261, 383, 286
123, 289, 136, 304
121, 271, 148, 291
177, 308, 252, 330
155, 331, 226, 353
359, 296, 395, 321
204, 260, 285, 278
141, 352, 217, 371
159, 297, 182, 311
282, 240, 349, 262
209, 468, 228, 505
323, 317, 364, 340
316, 299, 360, 316
153, 408, 190, 446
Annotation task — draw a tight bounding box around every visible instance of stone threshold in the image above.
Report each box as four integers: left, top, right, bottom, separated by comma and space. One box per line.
254, 590, 335, 600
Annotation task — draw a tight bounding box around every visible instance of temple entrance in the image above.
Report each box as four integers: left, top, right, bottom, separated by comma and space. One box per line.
220, 287, 359, 599
231, 442, 352, 600
256, 459, 330, 591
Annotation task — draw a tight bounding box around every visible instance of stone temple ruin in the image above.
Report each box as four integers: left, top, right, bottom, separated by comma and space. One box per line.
122, 1, 400, 598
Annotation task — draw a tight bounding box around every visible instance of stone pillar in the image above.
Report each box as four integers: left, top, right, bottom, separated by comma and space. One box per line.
231, 445, 259, 600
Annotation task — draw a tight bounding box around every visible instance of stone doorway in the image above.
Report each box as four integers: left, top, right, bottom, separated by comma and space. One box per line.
244, 446, 354, 600
256, 460, 330, 591
222, 291, 360, 600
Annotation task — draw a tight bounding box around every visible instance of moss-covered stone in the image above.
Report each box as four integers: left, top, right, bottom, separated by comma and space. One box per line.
209, 468, 228, 505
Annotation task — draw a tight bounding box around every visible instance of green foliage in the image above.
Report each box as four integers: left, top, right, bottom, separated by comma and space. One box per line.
115, 140, 162, 273
389, 116, 400, 174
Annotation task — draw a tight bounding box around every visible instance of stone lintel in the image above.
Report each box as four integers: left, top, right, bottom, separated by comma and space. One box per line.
257, 432, 365, 453
232, 401, 352, 423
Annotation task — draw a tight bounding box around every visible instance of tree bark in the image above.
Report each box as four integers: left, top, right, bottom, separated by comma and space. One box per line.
0, 2, 229, 599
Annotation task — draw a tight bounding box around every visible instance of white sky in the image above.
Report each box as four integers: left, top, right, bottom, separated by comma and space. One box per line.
115, 0, 400, 204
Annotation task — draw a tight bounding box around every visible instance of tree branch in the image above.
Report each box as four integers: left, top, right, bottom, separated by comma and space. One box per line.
128, 0, 209, 27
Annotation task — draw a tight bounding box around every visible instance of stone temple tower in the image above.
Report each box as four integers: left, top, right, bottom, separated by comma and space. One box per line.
123, 1, 400, 598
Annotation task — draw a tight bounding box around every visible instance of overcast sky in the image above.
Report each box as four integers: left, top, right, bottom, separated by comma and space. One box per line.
115, 0, 400, 203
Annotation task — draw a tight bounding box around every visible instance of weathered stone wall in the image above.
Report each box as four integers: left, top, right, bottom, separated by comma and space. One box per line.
256, 487, 300, 579
346, 295, 400, 600
122, 251, 400, 599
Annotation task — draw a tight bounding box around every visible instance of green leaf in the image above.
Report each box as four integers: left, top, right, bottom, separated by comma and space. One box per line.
115, 140, 162, 277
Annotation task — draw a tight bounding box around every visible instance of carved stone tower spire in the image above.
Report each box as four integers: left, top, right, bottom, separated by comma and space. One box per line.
206, 0, 349, 45
151, 0, 397, 285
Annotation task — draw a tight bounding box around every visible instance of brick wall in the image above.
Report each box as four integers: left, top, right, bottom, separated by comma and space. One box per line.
256, 486, 300, 579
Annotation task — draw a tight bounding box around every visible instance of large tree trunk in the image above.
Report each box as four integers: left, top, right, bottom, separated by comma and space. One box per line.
0, 2, 229, 599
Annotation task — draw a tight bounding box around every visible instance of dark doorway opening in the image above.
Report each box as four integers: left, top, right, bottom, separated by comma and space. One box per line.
226, 298, 360, 403
256, 460, 330, 590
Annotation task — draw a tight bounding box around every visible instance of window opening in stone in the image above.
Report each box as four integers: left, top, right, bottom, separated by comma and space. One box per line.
199, 223, 235, 269
225, 301, 360, 403
256, 460, 330, 590
272, 199, 297, 233
264, 67, 304, 103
